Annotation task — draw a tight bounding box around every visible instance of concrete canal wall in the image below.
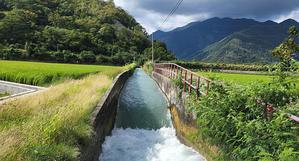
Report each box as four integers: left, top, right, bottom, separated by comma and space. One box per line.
80, 70, 133, 161
152, 71, 221, 161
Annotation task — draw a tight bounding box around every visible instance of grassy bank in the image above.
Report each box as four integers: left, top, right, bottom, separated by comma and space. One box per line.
0, 67, 125, 161
0, 60, 122, 86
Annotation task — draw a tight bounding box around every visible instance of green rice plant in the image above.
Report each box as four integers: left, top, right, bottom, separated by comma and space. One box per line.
0, 60, 123, 86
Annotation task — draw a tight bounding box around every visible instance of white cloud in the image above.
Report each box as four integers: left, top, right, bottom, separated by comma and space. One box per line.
275, 8, 299, 22
114, 0, 299, 33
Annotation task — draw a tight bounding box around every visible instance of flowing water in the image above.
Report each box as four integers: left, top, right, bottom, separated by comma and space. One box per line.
99, 68, 206, 161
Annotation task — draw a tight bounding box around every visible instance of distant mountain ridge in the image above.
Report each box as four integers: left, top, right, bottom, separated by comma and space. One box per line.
153, 17, 299, 63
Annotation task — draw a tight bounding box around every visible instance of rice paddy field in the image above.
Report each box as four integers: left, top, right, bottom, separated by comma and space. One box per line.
0, 60, 123, 86
0, 61, 130, 161
197, 71, 299, 87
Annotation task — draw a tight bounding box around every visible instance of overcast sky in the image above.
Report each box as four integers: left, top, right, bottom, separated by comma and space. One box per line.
113, 0, 299, 34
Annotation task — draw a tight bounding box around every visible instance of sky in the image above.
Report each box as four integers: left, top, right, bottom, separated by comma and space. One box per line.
113, 0, 299, 34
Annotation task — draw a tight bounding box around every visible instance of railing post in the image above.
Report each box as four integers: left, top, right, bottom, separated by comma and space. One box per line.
189, 73, 193, 93
184, 70, 187, 92
180, 67, 183, 79
196, 77, 200, 98
169, 64, 171, 78
176, 65, 179, 79
266, 104, 274, 120
206, 80, 210, 96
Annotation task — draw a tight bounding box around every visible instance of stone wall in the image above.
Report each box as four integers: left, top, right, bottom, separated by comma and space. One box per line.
80, 70, 133, 161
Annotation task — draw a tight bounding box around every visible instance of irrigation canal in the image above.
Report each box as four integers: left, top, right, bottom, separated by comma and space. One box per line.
99, 68, 206, 161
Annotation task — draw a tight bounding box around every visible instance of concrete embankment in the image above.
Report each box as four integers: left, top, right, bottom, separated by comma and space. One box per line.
152, 71, 221, 161
80, 70, 133, 161
0, 80, 46, 103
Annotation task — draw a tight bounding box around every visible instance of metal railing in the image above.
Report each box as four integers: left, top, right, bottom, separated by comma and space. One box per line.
256, 99, 299, 124
154, 63, 211, 98
153, 63, 299, 124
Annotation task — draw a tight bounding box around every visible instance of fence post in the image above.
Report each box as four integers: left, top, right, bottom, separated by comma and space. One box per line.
176, 65, 179, 79
266, 104, 274, 120
189, 73, 193, 93
206, 80, 210, 96
184, 70, 187, 92
180, 67, 183, 79
169, 64, 171, 78
196, 77, 200, 98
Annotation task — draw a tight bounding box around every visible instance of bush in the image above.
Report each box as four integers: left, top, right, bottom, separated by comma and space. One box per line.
186, 82, 299, 161
80, 51, 96, 63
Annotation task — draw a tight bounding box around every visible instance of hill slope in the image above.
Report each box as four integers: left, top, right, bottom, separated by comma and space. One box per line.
154, 17, 299, 63
0, 0, 164, 65
153, 17, 259, 59
192, 19, 299, 63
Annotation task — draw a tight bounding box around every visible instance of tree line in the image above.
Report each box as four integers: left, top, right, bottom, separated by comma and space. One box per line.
0, 0, 175, 65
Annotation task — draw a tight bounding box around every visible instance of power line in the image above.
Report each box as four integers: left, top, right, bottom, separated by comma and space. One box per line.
152, 0, 184, 63
160, 0, 184, 29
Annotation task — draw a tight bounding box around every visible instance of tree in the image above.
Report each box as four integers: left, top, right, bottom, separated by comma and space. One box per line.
0, 9, 37, 44
144, 41, 175, 62
80, 51, 96, 63
272, 26, 299, 86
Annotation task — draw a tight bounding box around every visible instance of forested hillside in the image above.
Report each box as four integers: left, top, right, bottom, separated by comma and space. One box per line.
154, 17, 259, 59
192, 19, 299, 63
0, 0, 173, 65
154, 17, 299, 64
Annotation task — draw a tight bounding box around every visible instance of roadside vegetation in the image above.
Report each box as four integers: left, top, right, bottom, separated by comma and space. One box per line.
0, 60, 123, 86
181, 26, 299, 161
0, 65, 127, 161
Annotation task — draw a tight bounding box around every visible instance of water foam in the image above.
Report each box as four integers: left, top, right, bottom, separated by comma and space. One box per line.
99, 127, 206, 161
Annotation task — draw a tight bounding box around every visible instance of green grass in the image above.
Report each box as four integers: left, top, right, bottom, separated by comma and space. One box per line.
0, 60, 122, 86
197, 71, 275, 85
0, 92, 9, 97
0, 67, 126, 161
197, 71, 299, 90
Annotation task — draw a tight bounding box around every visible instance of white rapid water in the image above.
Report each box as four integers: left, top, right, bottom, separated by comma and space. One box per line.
99, 69, 206, 161
99, 127, 206, 161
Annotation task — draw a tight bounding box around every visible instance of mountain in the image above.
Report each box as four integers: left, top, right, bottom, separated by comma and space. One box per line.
154, 17, 299, 63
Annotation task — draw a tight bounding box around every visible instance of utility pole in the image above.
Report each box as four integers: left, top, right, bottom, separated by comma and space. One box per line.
152, 33, 154, 64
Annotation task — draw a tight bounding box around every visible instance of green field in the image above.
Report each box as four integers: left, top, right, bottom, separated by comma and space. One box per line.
0, 60, 123, 86
197, 71, 299, 86
0, 63, 132, 160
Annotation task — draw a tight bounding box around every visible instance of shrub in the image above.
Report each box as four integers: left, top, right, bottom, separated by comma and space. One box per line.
186, 82, 299, 161
80, 51, 96, 63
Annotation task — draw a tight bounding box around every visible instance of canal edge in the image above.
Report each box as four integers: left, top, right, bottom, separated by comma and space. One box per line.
79, 69, 134, 161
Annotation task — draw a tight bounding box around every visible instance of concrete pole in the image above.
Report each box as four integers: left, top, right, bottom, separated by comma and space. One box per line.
152, 34, 154, 64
